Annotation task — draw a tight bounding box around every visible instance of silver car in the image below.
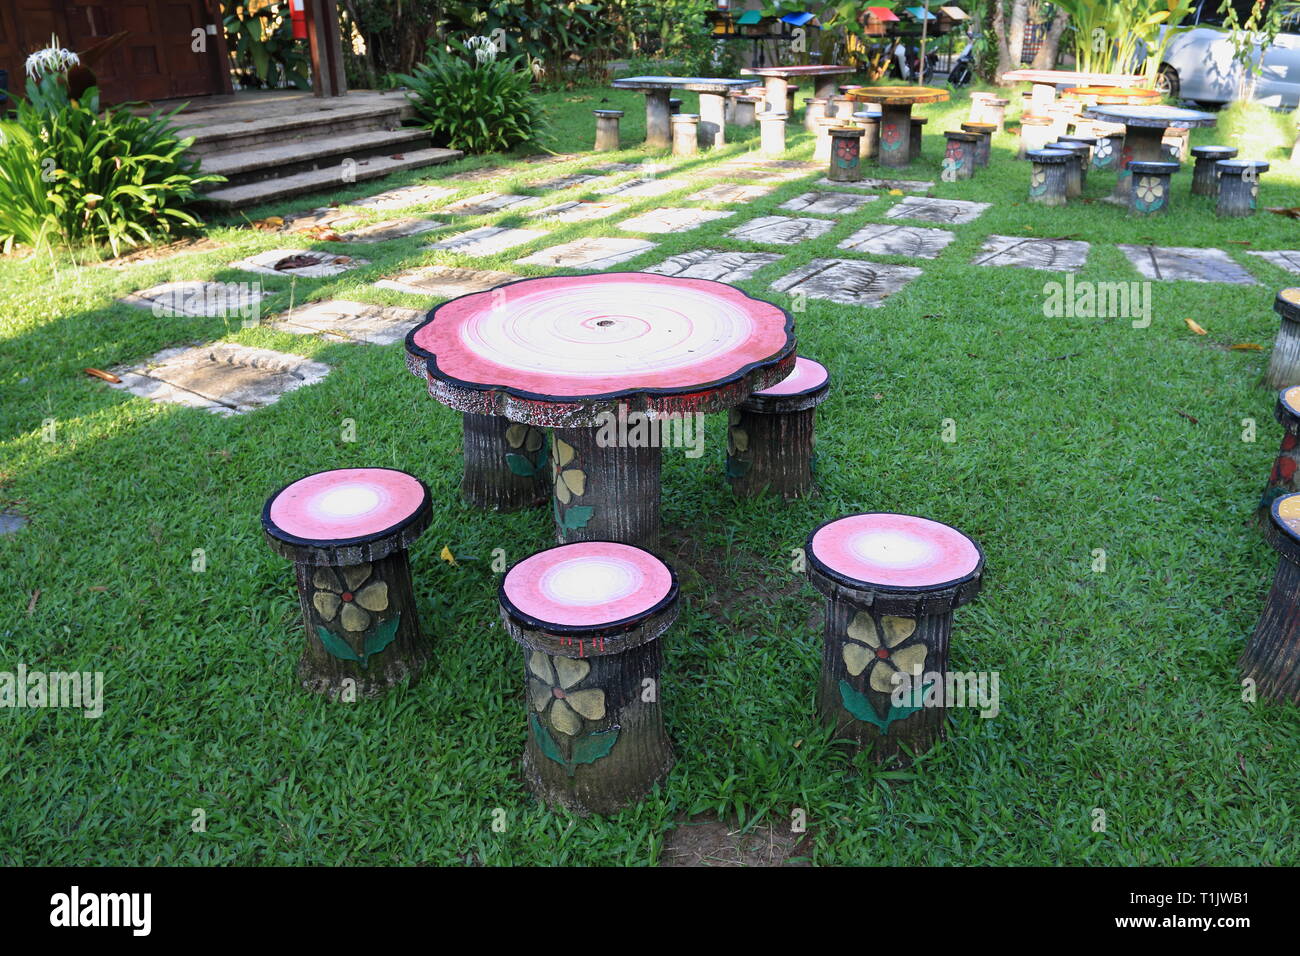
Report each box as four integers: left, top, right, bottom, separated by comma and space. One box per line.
1157, 0, 1300, 108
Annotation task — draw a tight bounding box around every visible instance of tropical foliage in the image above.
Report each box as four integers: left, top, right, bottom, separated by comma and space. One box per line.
223, 0, 311, 90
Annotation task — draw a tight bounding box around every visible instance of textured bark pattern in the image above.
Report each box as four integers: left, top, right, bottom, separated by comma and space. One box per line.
461, 413, 548, 512
879, 106, 912, 169
727, 407, 816, 499
944, 135, 978, 180
816, 596, 952, 761
1259, 420, 1300, 516
1217, 173, 1258, 218
294, 550, 429, 699
828, 131, 864, 182
1191, 156, 1221, 197
552, 425, 662, 549
594, 114, 622, 152
1265, 323, 1300, 391
522, 640, 673, 815
1029, 160, 1068, 206
1240, 554, 1300, 704
909, 119, 925, 162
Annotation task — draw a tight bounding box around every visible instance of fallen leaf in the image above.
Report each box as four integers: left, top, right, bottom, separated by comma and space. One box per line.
1175, 409, 1199, 424
887, 188, 903, 195
84, 367, 121, 383
89, 586, 107, 592
440, 545, 458, 566
26, 589, 39, 614
1230, 343, 1264, 351
390, 153, 405, 161
1266, 206, 1300, 219
273, 254, 322, 271
250, 216, 284, 231
1185, 318, 1207, 335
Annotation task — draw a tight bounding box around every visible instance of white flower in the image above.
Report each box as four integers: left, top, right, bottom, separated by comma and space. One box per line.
466, 35, 498, 65
25, 36, 79, 79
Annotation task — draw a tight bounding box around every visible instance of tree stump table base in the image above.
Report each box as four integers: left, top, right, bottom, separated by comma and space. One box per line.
1264, 289, 1300, 390
1128, 160, 1178, 216
1216, 160, 1269, 218
1241, 493, 1300, 704
263, 468, 433, 700
847, 86, 950, 170
501, 541, 680, 814
1027, 148, 1072, 206
727, 357, 830, 499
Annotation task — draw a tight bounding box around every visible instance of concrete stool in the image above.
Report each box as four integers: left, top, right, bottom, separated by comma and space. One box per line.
503, 541, 679, 814
1128, 159, 1178, 215
1264, 289, 1300, 390
1162, 126, 1190, 161
1190, 145, 1237, 196
593, 109, 623, 152
731, 94, 761, 127
1057, 133, 1097, 167
786, 83, 799, 114
697, 92, 729, 148
909, 116, 928, 162
1027, 148, 1071, 206
727, 357, 830, 498
806, 96, 829, 132
263, 468, 433, 699
759, 111, 788, 156
970, 92, 1008, 132
671, 113, 699, 157
829, 93, 856, 120
960, 121, 996, 167
943, 130, 980, 180
1044, 103, 1075, 139
828, 126, 867, 182
814, 116, 839, 161
1018, 115, 1054, 159
807, 512, 984, 761
1048, 140, 1090, 197
1240, 492, 1300, 704
1217, 159, 1269, 218
853, 111, 881, 159
1262, 385, 1300, 513
669, 97, 682, 115
1092, 130, 1125, 171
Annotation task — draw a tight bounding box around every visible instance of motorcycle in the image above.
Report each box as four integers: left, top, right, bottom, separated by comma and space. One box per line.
948, 38, 974, 87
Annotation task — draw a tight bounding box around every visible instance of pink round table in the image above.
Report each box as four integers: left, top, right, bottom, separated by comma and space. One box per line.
406, 273, 797, 548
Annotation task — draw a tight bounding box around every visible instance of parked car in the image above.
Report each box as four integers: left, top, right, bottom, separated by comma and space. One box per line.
1157, 0, 1300, 108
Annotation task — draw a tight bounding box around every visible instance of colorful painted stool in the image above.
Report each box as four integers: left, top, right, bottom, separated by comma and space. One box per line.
1190, 145, 1237, 197
806, 513, 984, 760
960, 121, 996, 167
1048, 140, 1090, 196
1017, 115, 1055, 159
1261, 385, 1300, 513
1091, 129, 1124, 170
909, 116, 928, 162
1240, 493, 1300, 704
1057, 133, 1097, 167
852, 110, 881, 159
827, 126, 866, 182
1216, 159, 1269, 218
1264, 289, 1300, 391
759, 111, 788, 157
726, 356, 830, 499
593, 109, 623, 152
1027, 148, 1071, 206
263, 468, 433, 699
671, 113, 699, 157
502, 541, 680, 814
943, 130, 980, 180
1162, 126, 1190, 162
1128, 159, 1178, 216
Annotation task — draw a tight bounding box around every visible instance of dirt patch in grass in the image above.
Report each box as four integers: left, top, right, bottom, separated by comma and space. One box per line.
661, 815, 812, 866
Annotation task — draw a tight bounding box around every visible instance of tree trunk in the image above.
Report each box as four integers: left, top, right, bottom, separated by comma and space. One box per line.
1008, 0, 1030, 69
991, 1, 1015, 83
1031, 10, 1071, 70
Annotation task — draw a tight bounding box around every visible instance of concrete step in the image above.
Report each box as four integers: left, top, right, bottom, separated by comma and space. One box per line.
200, 147, 465, 211
182, 103, 407, 157
198, 128, 435, 187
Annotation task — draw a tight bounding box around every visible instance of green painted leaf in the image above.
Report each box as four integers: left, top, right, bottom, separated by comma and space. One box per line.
562, 505, 594, 530
569, 726, 619, 776
363, 614, 401, 665
505, 453, 537, 477
317, 626, 361, 664
838, 680, 934, 736
725, 457, 751, 479
529, 713, 566, 766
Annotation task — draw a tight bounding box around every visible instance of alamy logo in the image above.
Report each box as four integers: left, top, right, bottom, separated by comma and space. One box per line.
0, 664, 103, 718
1042, 274, 1151, 328
594, 406, 705, 458
50, 886, 151, 936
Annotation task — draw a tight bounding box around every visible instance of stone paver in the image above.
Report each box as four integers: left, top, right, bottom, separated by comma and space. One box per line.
687, 183, 776, 204
442, 166, 504, 183
884, 196, 990, 225
119, 280, 266, 319
336, 217, 446, 243
645, 249, 784, 282
269, 300, 425, 345
375, 265, 518, 298
351, 184, 457, 210
781, 191, 879, 216
0, 512, 27, 536
839, 223, 954, 259
618, 207, 734, 234
231, 249, 369, 279
589, 162, 645, 174
973, 235, 1091, 272
526, 200, 625, 223
596, 178, 689, 199
727, 215, 836, 245
527, 173, 609, 191
1246, 250, 1300, 275
440, 192, 540, 216
108, 343, 330, 416
771, 258, 921, 308
816, 177, 934, 193
428, 226, 547, 256
517, 237, 657, 270
1116, 245, 1258, 285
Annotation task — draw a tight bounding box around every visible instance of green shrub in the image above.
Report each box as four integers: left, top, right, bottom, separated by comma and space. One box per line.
0, 76, 221, 255
393, 46, 549, 155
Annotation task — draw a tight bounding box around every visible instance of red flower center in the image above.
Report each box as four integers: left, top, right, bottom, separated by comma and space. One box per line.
552, 687, 567, 699
341, 592, 354, 602
875, 647, 890, 659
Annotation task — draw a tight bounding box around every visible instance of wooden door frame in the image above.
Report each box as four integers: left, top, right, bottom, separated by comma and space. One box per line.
303, 0, 345, 96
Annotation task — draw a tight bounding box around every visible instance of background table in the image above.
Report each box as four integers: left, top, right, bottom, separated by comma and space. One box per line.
406, 273, 796, 549
741, 64, 858, 113
1002, 69, 1147, 111
611, 76, 753, 149
1063, 85, 1162, 106
845, 86, 949, 168
1083, 103, 1217, 201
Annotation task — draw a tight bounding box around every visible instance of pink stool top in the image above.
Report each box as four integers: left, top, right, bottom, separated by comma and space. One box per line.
753, 356, 829, 398
809, 513, 982, 590
502, 541, 677, 631
264, 468, 430, 546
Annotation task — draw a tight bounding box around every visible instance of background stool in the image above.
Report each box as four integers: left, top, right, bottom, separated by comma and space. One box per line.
960, 121, 996, 167
671, 113, 699, 156
1190, 145, 1237, 196
944, 130, 980, 180
1216, 159, 1269, 218
1128, 159, 1178, 215
1240, 493, 1300, 704
1261, 385, 1300, 514
593, 109, 623, 152
828, 126, 866, 182
759, 111, 788, 156
1027, 148, 1071, 205
726, 357, 830, 498
1264, 289, 1300, 390
909, 116, 928, 162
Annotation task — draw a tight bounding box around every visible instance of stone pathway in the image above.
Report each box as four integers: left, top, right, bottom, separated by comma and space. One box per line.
526, 200, 625, 223
645, 250, 783, 282
120, 280, 266, 319
517, 237, 656, 270
269, 300, 425, 345
596, 178, 689, 199
816, 177, 933, 193
618, 207, 735, 234
1246, 250, 1300, 274
109, 343, 330, 415
884, 196, 990, 225
781, 191, 878, 216
232, 249, 369, 279
375, 265, 518, 298
973, 235, 1091, 272
728, 215, 836, 245
428, 227, 547, 256
772, 258, 921, 308
527, 173, 610, 191
839, 224, 954, 259
350, 184, 457, 210
442, 166, 505, 183
441, 193, 539, 216
687, 183, 775, 203
335, 217, 446, 243
1116, 245, 1258, 285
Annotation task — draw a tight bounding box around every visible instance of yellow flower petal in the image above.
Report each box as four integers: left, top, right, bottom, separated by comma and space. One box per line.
891, 644, 927, 677
550, 699, 582, 736
554, 656, 590, 690
881, 616, 916, 648
565, 688, 606, 721
313, 568, 341, 593
731, 428, 749, 453
728, 409, 742, 426
843, 641, 872, 677
505, 423, 528, 448
561, 468, 586, 497
528, 678, 552, 712
555, 438, 575, 467
847, 612, 880, 648
340, 602, 370, 633
869, 661, 900, 694
342, 563, 371, 591
313, 591, 341, 621
354, 581, 388, 612
527, 650, 553, 682
555, 478, 572, 505
525, 428, 544, 453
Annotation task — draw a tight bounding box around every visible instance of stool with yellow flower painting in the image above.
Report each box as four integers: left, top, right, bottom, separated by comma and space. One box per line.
1261, 385, 1300, 517
1240, 492, 1300, 704
501, 541, 680, 814
806, 513, 985, 761
1128, 160, 1179, 216
1264, 289, 1300, 391
726, 357, 830, 499
263, 468, 433, 700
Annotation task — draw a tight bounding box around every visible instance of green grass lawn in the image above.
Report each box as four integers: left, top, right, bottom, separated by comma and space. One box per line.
2, 84, 1300, 865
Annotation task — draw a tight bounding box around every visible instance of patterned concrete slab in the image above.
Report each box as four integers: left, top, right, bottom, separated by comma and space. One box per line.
727, 215, 836, 245
1246, 250, 1300, 275
108, 343, 330, 416
645, 249, 784, 282
440, 192, 540, 216
618, 207, 735, 234
816, 177, 934, 193
771, 258, 922, 308
527, 173, 609, 191
973, 235, 1091, 272
441, 166, 505, 183
0, 512, 28, 536
375, 265, 518, 298
280, 207, 360, 231
589, 162, 645, 174
838, 223, 954, 259
336, 217, 446, 243
516, 237, 657, 270
687, 183, 776, 203
884, 195, 991, 225
596, 177, 690, 199
428, 226, 547, 256
119, 280, 266, 319
351, 184, 457, 210
526, 200, 625, 223
699, 159, 820, 182
231, 249, 369, 279
1116, 245, 1259, 285
781, 191, 879, 216
269, 300, 425, 345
